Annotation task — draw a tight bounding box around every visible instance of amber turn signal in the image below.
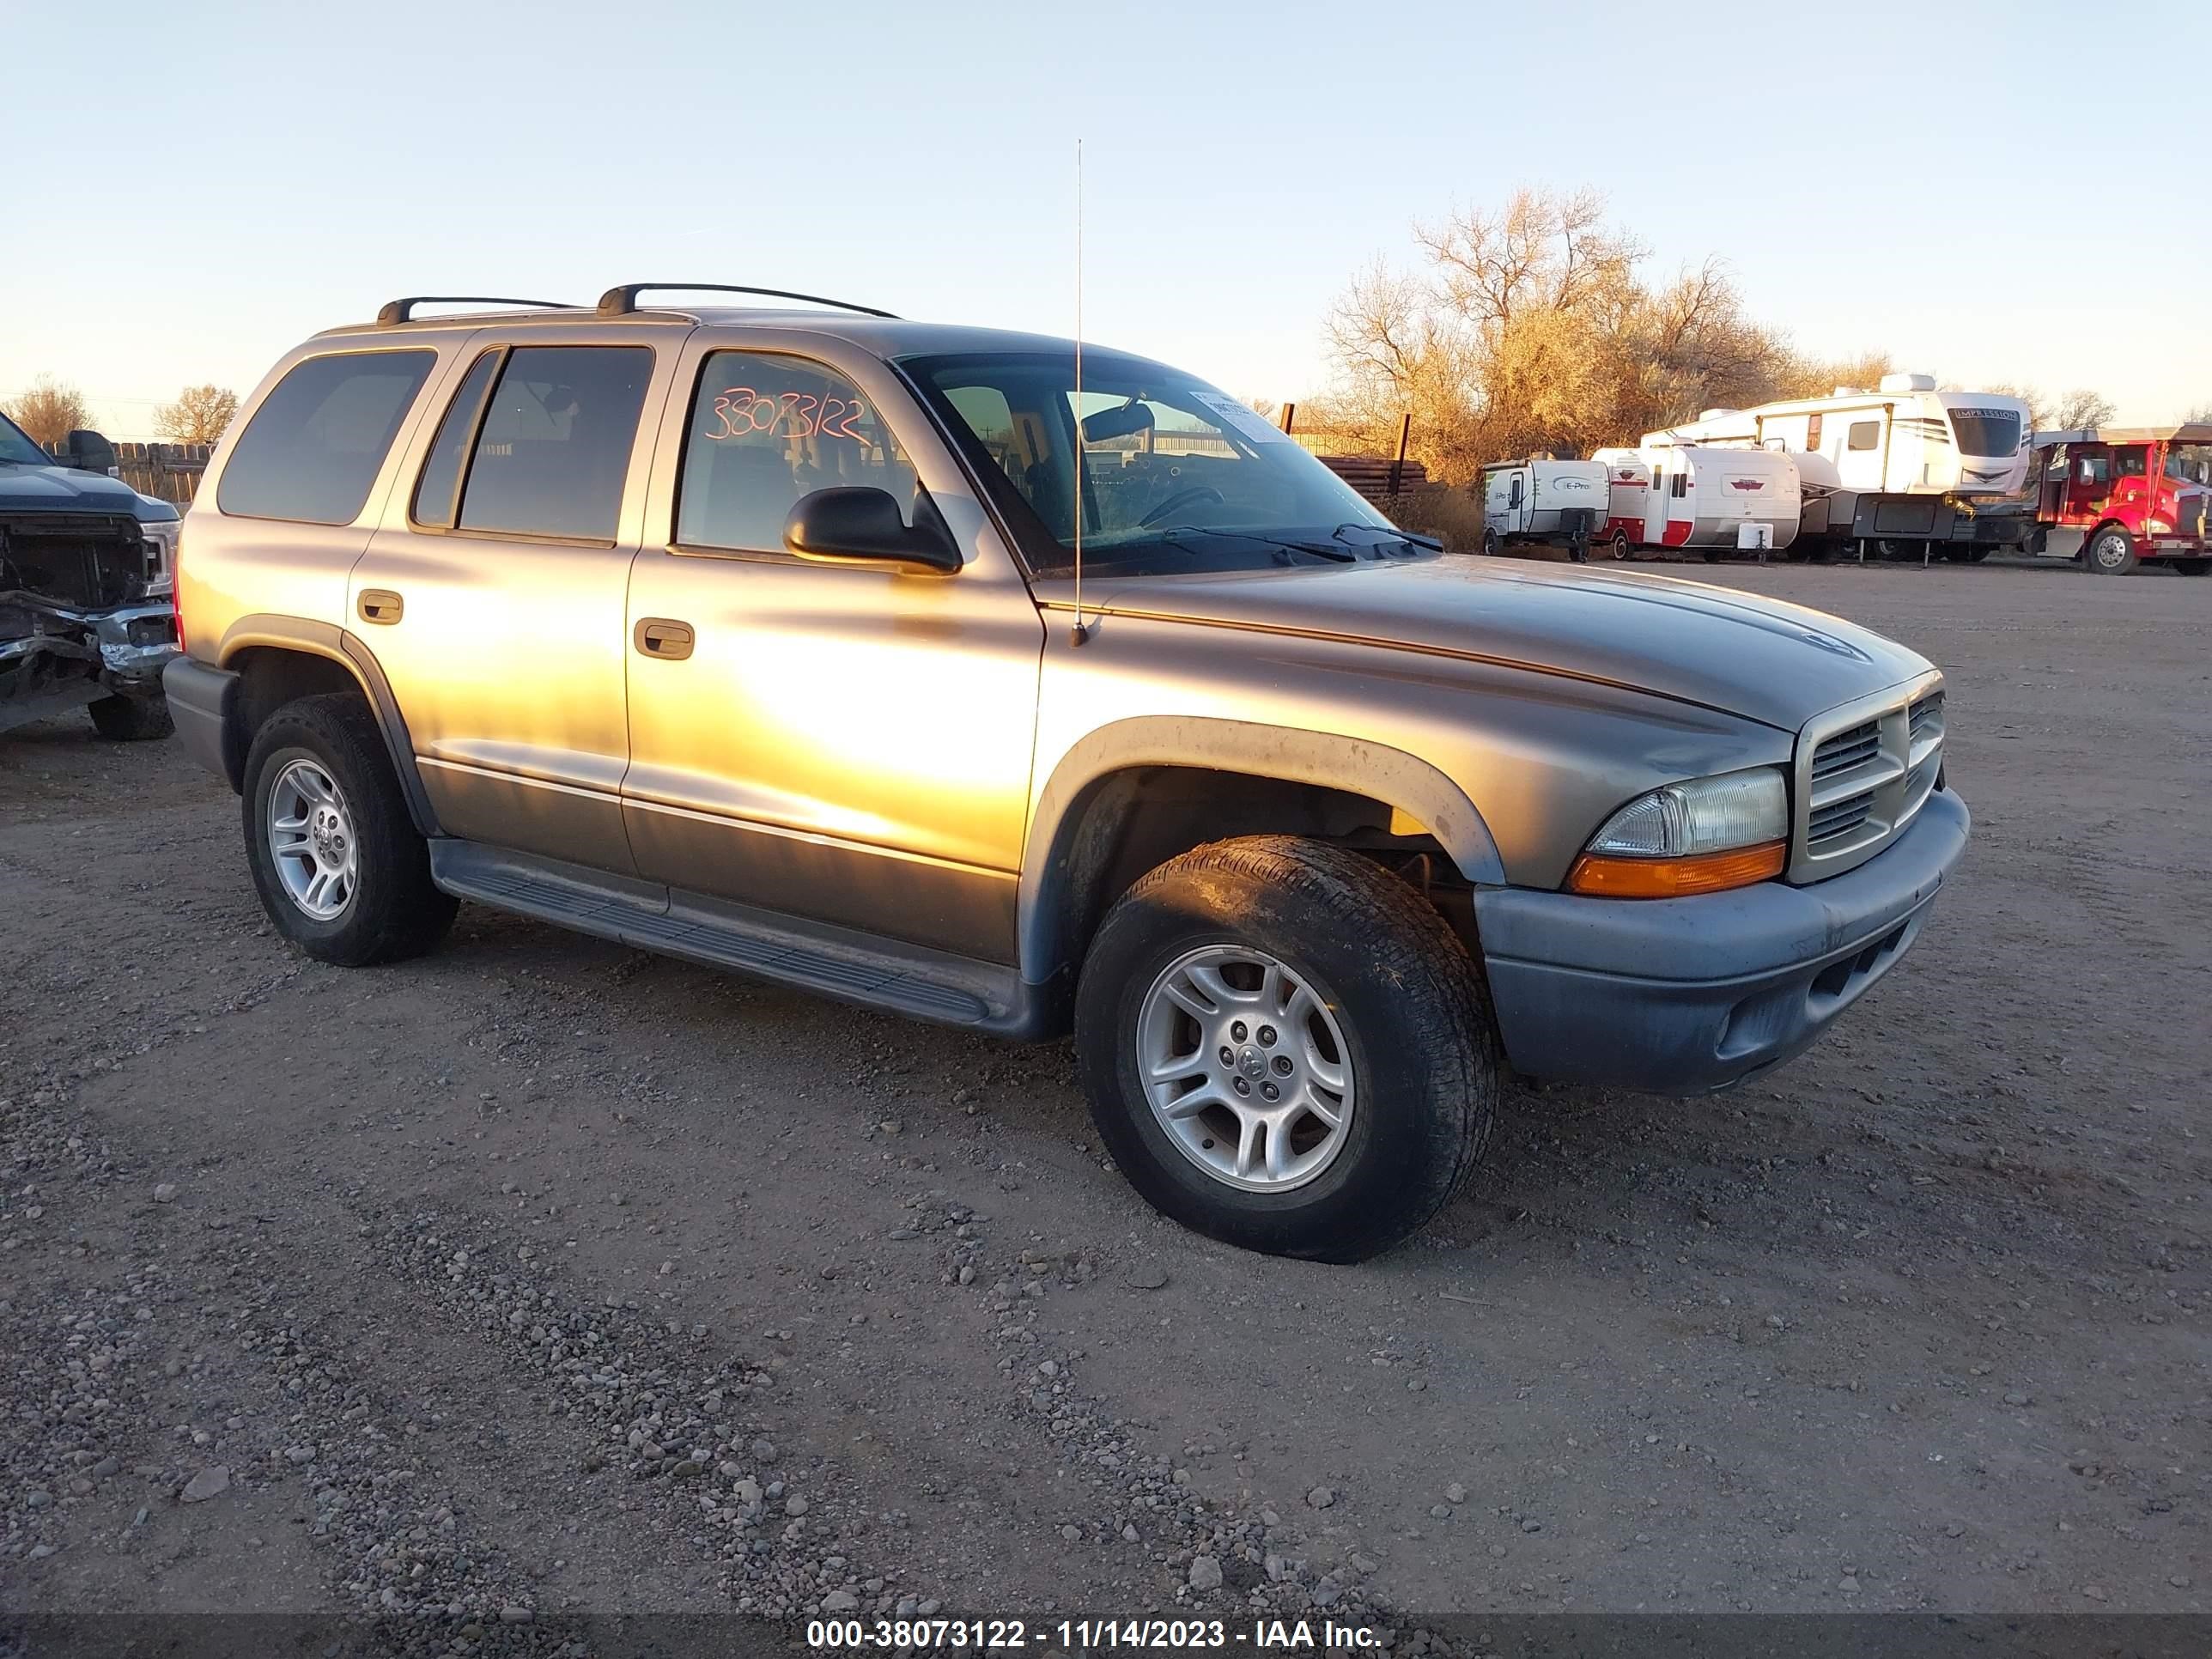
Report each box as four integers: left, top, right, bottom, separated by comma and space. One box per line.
1566, 840, 1787, 899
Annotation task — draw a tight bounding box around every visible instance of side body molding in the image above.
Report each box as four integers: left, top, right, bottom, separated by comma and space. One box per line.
1017, 715, 1505, 984
216, 614, 442, 837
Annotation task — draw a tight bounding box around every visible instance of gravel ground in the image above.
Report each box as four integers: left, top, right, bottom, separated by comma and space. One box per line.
3, 559, 2206, 1649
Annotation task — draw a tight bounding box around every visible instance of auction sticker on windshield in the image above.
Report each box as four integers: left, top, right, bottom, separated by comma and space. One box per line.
1190, 391, 1294, 446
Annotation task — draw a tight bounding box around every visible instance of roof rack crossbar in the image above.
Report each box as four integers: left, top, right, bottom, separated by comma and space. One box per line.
376, 295, 576, 326
596, 283, 898, 319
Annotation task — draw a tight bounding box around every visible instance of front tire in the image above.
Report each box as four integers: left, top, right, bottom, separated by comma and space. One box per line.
241, 693, 457, 966
88, 692, 173, 741
2084, 526, 2137, 574
1074, 836, 1498, 1262
2173, 557, 2208, 576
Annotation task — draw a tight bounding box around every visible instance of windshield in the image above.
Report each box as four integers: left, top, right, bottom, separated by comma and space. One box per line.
2165, 447, 2210, 484
903, 350, 1420, 577
0, 410, 52, 466
1947, 407, 2021, 459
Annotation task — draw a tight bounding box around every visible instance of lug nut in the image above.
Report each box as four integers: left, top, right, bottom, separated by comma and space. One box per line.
1218, 1046, 1235, 1066
1257, 1025, 1278, 1047
1231, 1021, 1249, 1042
1232, 1077, 1252, 1097
1261, 1082, 1280, 1102
1272, 1055, 1292, 1076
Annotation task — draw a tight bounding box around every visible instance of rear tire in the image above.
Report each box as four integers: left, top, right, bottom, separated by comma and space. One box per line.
88, 692, 173, 741
1608, 529, 1632, 560
1074, 836, 1498, 1263
241, 693, 457, 967
2084, 526, 2137, 574
1481, 529, 1500, 557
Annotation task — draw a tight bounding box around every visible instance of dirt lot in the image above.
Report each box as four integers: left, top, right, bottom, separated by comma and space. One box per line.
3, 559, 2207, 1646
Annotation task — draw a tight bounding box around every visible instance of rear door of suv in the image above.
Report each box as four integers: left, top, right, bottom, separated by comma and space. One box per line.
349, 323, 679, 872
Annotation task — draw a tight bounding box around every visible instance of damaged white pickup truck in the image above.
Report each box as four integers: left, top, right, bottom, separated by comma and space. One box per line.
1, 412, 179, 740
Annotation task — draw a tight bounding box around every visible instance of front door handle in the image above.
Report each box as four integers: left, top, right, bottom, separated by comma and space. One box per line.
358, 589, 404, 625
634, 617, 695, 660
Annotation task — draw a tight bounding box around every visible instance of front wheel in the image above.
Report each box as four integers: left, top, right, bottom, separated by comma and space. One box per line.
242, 693, 457, 966
2172, 557, 2208, 577
1074, 836, 1498, 1262
2084, 526, 2138, 574
88, 692, 173, 741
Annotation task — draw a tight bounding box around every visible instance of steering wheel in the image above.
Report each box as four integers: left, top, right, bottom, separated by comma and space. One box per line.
1136, 483, 1227, 529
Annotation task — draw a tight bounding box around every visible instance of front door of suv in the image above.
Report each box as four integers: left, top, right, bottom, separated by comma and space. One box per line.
621, 339, 1044, 963
351, 330, 673, 872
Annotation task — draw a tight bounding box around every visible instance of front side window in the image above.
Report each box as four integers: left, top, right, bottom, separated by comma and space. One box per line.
456, 346, 653, 542
2112, 448, 2148, 478
907, 349, 1412, 577
1846, 420, 1881, 452
675, 351, 915, 553
218, 350, 435, 524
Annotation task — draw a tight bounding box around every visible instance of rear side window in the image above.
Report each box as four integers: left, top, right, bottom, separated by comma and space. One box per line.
218, 351, 434, 524
411, 350, 501, 529
456, 347, 653, 542
1846, 420, 1881, 452
675, 350, 915, 554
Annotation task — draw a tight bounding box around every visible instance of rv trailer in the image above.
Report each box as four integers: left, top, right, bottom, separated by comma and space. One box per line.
1645, 374, 2033, 558
1480, 458, 1610, 560
1589, 445, 1801, 560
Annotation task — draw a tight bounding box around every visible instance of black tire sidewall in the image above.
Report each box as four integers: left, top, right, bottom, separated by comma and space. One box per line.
241, 698, 444, 966
1075, 851, 1488, 1261
2088, 529, 2136, 573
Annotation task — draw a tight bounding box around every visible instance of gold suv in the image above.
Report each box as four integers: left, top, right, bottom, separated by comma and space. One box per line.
165, 285, 1968, 1261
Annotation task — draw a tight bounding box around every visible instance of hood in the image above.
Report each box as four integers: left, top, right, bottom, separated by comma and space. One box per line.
0, 460, 171, 523
1056, 556, 1932, 731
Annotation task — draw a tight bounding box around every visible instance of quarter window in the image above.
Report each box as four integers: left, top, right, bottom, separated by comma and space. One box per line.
218, 350, 434, 524
1846, 420, 1881, 452
675, 350, 915, 554
455, 347, 653, 542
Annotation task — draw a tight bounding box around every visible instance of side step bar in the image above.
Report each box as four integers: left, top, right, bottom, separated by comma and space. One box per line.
429, 841, 1043, 1036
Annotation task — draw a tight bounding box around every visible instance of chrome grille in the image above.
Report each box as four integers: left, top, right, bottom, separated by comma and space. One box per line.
1790, 673, 1946, 881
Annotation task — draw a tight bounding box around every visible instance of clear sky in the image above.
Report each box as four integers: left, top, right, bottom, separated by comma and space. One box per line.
7, 0, 2208, 439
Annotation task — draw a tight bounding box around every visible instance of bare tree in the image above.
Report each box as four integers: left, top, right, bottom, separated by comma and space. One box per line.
155, 384, 240, 446
2, 374, 94, 449
2048, 388, 2116, 430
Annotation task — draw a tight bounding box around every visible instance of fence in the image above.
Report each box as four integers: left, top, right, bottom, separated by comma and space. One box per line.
112, 441, 211, 505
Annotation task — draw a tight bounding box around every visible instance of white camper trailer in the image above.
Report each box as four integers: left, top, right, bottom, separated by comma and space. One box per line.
1645, 374, 2032, 555
1589, 445, 1801, 559
1480, 458, 1610, 559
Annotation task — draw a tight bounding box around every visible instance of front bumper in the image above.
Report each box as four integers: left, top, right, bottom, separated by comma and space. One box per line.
1474, 788, 1969, 1094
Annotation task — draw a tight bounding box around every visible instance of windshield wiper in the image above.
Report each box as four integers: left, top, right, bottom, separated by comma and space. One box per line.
1156, 526, 1355, 562
1334, 522, 1441, 555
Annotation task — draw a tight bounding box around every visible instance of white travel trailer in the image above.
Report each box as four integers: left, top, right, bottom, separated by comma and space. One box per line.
1480, 458, 1610, 558
1645, 374, 2033, 554
1589, 445, 1801, 559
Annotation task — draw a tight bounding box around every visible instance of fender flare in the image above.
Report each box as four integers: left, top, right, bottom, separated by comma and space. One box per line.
1017, 714, 1504, 982
216, 615, 441, 836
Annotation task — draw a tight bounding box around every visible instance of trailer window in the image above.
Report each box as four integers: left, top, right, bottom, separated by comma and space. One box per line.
1807, 414, 1823, 448
1948, 409, 2021, 458
1846, 421, 1880, 452
1672, 471, 1686, 498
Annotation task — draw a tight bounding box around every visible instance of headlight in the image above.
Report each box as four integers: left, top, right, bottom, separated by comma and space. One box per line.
141, 518, 180, 594
1567, 768, 1788, 898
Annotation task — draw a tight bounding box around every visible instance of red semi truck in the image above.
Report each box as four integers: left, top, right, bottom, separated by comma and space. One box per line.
2030, 424, 2212, 575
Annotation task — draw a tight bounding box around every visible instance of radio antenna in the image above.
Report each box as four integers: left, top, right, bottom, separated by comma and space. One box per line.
1070, 137, 1090, 646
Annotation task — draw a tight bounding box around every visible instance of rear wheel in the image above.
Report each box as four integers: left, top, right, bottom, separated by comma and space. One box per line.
241, 693, 457, 966
2084, 526, 2137, 574
1701, 550, 1723, 563
1074, 836, 1498, 1262
1481, 529, 1500, 557
1608, 529, 1632, 560
88, 692, 173, 741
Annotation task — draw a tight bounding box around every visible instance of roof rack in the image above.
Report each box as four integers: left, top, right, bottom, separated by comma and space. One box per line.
595, 283, 898, 319
376, 295, 576, 326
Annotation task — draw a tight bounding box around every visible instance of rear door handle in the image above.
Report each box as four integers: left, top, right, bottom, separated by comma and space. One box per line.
358, 589, 404, 625
634, 617, 695, 660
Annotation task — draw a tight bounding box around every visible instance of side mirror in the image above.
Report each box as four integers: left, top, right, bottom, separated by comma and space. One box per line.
783, 487, 962, 574
60, 428, 119, 477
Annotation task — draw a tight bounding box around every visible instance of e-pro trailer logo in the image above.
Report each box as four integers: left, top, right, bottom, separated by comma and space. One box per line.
1729, 478, 1765, 491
